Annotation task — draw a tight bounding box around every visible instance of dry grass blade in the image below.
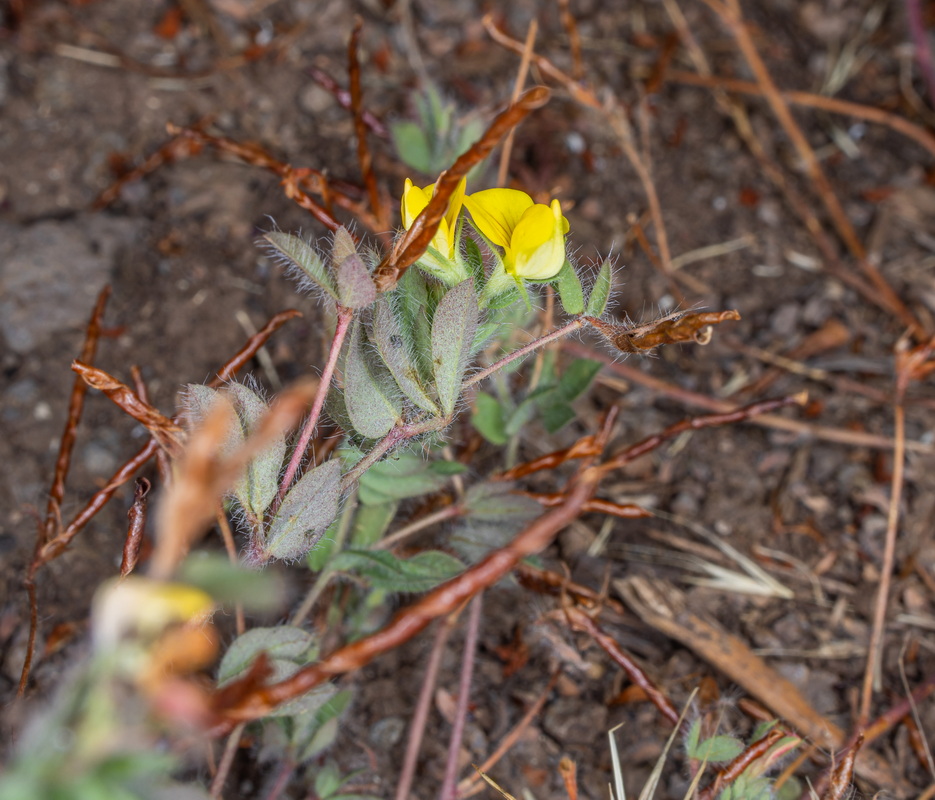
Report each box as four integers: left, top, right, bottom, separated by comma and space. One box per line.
374, 85, 551, 291
702, 0, 924, 337
637, 689, 699, 800
666, 70, 935, 160
615, 575, 907, 792
860, 336, 935, 725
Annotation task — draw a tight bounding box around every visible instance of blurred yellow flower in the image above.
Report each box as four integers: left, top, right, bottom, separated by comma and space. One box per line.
463, 188, 569, 280
400, 177, 467, 260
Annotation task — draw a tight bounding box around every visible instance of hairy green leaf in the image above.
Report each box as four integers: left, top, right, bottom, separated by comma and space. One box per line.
372, 297, 439, 414
685, 719, 744, 764
540, 402, 576, 433
431, 279, 478, 416
585, 258, 613, 317
178, 554, 285, 612
328, 549, 463, 593
331, 227, 357, 268
266, 459, 342, 561
218, 626, 316, 685
390, 121, 433, 174
358, 452, 449, 505
344, 319, 401, 439
293, 689, 354, 764
264, 232, 337, 300
394, 267, 435, 383
555, 260, 584, 315
183, 385, 242, 455
557, 358, 603, 401
227, 383, 286, 519
350, 501, 398, 548
472, 391, 508, 445
463, 481, 542, 522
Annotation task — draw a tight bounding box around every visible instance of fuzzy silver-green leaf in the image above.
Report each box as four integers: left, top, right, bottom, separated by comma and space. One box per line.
344, 319, 402, 439
265, 232, 338, 300
431, 279, 478, 417
265, 459, 342, 561
373, 296, 439, 414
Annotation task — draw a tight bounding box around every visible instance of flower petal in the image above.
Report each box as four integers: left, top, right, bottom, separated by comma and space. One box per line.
444, 177, 467, 235
511, 199, 568, 280
401, 179, 430, 229
463, 188, 534, 249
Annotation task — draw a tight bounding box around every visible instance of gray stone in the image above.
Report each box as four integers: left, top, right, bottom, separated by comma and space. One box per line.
0, 215, 139, 353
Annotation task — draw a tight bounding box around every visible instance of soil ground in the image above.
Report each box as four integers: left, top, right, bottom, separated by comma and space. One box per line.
2, 0, 935, 798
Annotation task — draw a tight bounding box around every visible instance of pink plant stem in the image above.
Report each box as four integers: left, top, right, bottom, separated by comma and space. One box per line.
395, 615, 458, 800
439, 593, 483, 800
462, 317, 584, 390
275, 307, 353, 509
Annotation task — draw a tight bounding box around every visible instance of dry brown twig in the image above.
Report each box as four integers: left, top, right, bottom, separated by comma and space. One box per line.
348, 17, 387, 231
561, 605, 680, 726
859, 335, 935, 726
19, 286, 111, 697
565, 339, 935, 455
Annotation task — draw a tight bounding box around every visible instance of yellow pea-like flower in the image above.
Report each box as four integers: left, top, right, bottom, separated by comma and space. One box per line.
463, 188, 569, 281
400, 177, 467, 261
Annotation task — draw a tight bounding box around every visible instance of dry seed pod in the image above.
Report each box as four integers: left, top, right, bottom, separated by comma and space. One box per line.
585, 310, 740, 353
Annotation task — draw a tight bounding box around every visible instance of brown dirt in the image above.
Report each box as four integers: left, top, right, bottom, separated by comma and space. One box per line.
3, 0, 935, 798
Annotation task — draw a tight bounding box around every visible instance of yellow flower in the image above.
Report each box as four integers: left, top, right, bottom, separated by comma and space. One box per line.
400, 177, 467, 260
463, 188, 569, 280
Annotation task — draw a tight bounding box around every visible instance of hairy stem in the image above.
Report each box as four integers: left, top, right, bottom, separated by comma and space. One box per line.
276, 307, 353, 508
340, 416, 449, 492
463, 316, 585, 390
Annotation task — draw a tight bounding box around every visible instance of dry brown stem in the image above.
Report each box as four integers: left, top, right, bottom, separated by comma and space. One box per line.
666, 70, 935, 160
562, 606, 680, 726
566, 340, 935, 454
348, 17, 386, 230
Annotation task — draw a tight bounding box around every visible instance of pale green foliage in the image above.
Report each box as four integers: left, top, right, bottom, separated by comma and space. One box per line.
390, 82, 484, 178
266, 459, 342, 561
